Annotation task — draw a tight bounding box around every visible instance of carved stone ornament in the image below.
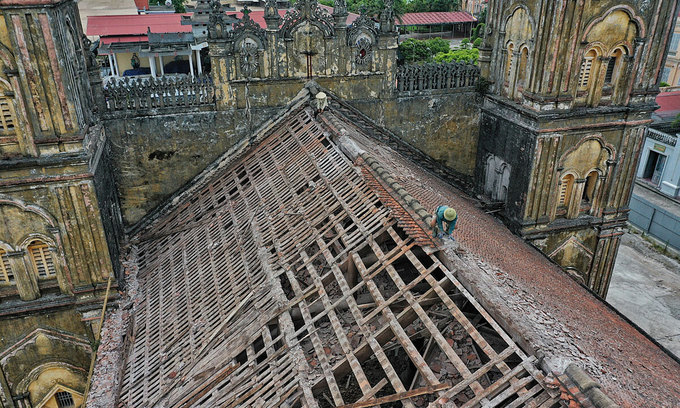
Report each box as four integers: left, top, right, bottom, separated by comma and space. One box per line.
208, 0, 227, 40
239, 39, 259, 78
280, 0, 335, 39
333, 0, 348, 17
355, 37, 372, 66
232, 7, 268, 47
81, 35, 98, 69
379, 0, 396, 33
264, 0, 282, 28
347, 13, 377, 46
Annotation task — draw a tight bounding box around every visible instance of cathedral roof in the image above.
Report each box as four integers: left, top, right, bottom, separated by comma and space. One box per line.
101, 86, 680, 408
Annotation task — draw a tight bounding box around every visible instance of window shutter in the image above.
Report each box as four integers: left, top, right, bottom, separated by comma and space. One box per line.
29, 241, 56, 279
0, 98, 15, 132
0, 249, 13, 284
559, 182, 568, 206
579, 58, 593, 88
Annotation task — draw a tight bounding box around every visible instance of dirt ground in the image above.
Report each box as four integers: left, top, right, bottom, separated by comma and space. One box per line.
608, 231, 680, 357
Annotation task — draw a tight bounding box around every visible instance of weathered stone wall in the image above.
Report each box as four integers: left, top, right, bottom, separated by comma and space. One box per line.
107, 88, 482, 228
104, 107, 278, 226
0, 309, 92, 406
353, 89, 482, 179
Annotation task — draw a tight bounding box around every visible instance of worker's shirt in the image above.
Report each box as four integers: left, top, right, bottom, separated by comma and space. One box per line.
436, 206, 457, 235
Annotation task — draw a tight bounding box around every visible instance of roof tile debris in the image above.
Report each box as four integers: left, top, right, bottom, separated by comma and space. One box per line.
328, 100, 680, 407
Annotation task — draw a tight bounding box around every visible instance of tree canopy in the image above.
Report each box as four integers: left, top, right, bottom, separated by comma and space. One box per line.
398, 37, 450, 63
149, 0, 188, 13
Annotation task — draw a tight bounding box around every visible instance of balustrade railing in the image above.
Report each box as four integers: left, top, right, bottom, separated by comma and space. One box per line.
396, 62, 479, 92
647, 128, 678, 147
102, 75, 215, 112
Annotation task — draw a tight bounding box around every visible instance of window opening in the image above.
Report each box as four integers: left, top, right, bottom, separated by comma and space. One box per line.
642, 150, 667, 186
28, 240, 56, 279
0, 249, 13, 284
55, 391, 75, 408
671, 33, 680, 55
604, 58, 616, 84
582, 171, 598, 203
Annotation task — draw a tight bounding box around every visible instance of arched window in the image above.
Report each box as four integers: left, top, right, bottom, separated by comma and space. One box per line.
582, 171, 599, 203
558, 174, 575, 207
28, 240, 56, 279
579, 49, 597, 89
0, 248, 13, 285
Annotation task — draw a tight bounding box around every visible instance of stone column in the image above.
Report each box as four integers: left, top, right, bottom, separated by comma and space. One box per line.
568, 179, 586, 219
7, 250, 39, 301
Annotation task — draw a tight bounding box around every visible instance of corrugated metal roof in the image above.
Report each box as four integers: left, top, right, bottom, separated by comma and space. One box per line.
397, 11, 477, 26
87, 13, 192, 37
100, 35, 148, 45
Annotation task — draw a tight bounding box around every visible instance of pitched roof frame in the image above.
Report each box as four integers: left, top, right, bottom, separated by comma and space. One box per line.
115, 90, 562, 407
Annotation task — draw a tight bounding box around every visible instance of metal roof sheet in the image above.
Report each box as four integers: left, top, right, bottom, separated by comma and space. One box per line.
397, 11, 477, 26
87, 13, 192, 37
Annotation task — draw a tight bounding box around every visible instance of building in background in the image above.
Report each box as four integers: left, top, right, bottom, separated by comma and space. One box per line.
462, 0, 488, 17
661, 10, 680, 87
627, 91, 680, 251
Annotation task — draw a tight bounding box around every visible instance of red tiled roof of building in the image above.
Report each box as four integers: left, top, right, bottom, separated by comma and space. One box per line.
86, 13, 192, 37
397, 11, 477, 26
87, 7, 360, 40
656, 90, 680, 119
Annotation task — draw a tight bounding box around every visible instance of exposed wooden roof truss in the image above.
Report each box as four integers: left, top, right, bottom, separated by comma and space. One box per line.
117, 107, 562, 407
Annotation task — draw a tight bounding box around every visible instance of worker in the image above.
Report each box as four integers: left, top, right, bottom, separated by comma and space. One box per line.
431, 206, 457, 239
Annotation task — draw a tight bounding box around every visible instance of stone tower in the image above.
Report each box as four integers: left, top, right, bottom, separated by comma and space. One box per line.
0, 0, 120, 407
476, 0, 678, 297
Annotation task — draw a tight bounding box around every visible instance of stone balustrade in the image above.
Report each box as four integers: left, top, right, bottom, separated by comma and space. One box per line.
102, 75, 215, 112
396, 62, 479, 92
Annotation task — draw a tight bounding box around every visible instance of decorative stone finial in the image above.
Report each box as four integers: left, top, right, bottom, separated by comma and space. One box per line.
380, 0, 396, 33
333, 0, 348, 27
264, 0, 281, 29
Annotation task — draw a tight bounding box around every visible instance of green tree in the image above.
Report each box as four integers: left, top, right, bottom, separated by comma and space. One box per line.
434, 48, 480, 64
477, 7, 487, 24
149, 0, 188, 13
398, 37, 451, 63
404, 0, 460, 12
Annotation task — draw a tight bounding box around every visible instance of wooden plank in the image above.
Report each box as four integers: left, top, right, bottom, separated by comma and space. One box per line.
336, 383, 451, 408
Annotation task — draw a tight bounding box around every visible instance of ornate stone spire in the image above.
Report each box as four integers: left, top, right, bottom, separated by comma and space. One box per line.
264, 0, 281, 29
380, 0, 396, 33
333, 0, 348, 27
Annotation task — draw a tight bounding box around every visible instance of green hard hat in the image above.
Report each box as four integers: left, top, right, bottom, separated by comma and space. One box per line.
444, 208, 457, 221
